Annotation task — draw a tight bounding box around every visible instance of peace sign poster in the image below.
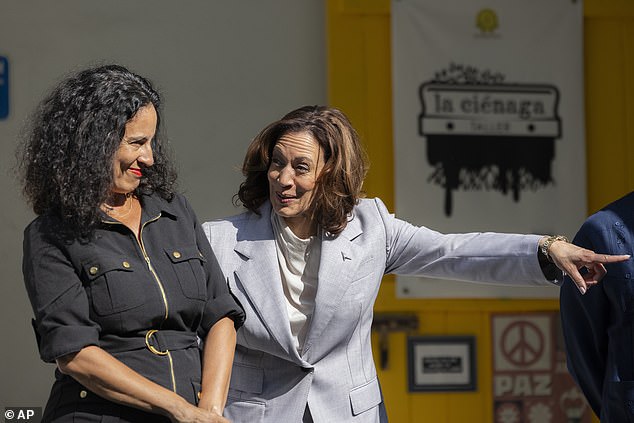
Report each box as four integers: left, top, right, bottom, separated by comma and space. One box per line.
492, 313, 591, 423
392, 0, 585, 298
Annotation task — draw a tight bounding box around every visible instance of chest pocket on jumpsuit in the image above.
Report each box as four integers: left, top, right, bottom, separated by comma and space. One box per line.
83, 255, 141, 316
164, 245, 208, 301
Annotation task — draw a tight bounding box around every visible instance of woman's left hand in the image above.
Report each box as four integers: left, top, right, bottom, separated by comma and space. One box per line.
169, 401, 230, 423
546, 239, 630, 294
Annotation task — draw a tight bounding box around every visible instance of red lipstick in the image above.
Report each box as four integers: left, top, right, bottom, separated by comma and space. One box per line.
129, 168, 143, 177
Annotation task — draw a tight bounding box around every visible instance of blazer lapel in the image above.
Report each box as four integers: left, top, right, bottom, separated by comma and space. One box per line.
233, 206, 299, 360
302, 218, 365, 355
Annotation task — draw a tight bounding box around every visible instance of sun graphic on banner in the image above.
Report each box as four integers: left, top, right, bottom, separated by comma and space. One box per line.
476, 9, 498, 33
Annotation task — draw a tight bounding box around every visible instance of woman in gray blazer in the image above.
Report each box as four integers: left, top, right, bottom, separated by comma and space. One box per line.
203, 105, 626, 423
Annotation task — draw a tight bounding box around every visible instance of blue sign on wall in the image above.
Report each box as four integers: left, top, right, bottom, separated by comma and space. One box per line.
0, 56, 8, 119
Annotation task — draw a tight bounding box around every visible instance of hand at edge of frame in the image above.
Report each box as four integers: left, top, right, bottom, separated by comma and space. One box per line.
547, 239, 630, 295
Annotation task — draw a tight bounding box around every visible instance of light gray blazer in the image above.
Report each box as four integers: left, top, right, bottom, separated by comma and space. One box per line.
203, 198, 551, 422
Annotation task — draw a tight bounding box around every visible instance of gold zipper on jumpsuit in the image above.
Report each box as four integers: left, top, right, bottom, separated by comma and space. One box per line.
103, 216, 177, 392
138, 214, 177, 392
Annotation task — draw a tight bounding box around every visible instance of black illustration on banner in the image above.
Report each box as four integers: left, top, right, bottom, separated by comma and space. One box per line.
418, 63, 561, 216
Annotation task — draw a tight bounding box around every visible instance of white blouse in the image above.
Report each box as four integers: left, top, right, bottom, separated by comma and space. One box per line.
271, 213, 321, 352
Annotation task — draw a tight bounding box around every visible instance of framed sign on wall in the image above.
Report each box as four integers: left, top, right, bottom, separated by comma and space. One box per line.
407, 336, 476, 392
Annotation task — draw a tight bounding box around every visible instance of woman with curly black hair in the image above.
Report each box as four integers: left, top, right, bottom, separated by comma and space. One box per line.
17, 64, 244, 423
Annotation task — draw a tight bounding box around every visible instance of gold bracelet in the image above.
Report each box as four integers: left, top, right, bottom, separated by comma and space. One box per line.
540, 235, 569, 263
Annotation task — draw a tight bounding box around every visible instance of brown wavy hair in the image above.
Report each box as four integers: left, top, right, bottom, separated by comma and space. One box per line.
236, 105, 369, 235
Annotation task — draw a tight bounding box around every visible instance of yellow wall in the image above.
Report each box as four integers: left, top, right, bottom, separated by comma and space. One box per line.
327, 0, 634, 421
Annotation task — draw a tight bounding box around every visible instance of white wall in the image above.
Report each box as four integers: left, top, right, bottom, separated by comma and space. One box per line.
0, 0, 326, 407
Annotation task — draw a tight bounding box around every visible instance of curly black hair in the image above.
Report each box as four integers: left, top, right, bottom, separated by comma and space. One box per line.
16, 64, 177, 238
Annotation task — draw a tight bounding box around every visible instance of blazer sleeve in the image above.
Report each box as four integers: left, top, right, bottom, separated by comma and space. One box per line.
559, 222, 610, 417
372, 198, 550, 286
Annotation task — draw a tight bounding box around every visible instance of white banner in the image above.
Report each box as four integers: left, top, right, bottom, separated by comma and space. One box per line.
392, 0, 585, 298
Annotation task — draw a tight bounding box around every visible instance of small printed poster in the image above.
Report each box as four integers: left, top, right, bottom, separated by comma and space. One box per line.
492, 312, 592, 423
